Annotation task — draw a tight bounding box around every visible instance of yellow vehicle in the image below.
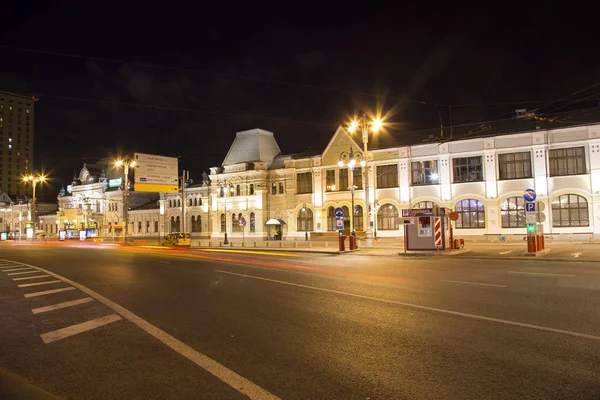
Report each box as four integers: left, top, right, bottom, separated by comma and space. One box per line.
162, 232, 191, 247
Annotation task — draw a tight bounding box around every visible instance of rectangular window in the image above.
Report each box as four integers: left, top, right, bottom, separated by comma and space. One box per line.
452, 156, 483, 183
154, 221, 159, 232
498, 152, 532, 180
146, 221, 150, 233
271, 182, 277, 195
326, 170, 336, 191
296, 172, 313, 194
411, 160, 439, 185
279, 182, 284, 194
138, 222, 142, 233
376, 164, 398, 188
352, 168, 363, 189
339, 168, 349, 191
548, 147, 586, 176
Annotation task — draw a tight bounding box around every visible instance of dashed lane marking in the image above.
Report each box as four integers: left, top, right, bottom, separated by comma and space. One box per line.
440, 280, 507, 288
32, 297, 95, 315
196, 248, 299, 257
24, 287, 76, 298
13, 275, 51, 281
507, 271, 575, 277
40, 313, 123, 344
14, 260, 281, 400
216, 269, 600, 343
18, 280, 62, 288
499, 250, 513, 255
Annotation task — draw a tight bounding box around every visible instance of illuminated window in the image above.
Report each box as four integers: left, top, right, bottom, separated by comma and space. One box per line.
326, 170, 336, 191
412, 160, 439, 185
455, 199, 485, 228
377, 204, 399, 230
551, 194, 589, 227
498, 152, 532, 180
339, 169, 349, 191
453, 157, 483, 183
297, 207, 314, 231
500, 197, 526, 228
327, 206, 335, 231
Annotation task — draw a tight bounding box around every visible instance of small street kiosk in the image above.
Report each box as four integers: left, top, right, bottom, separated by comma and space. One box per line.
401, 207, 453, 251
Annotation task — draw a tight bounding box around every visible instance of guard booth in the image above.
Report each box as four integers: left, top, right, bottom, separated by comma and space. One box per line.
401, 207, 451, 250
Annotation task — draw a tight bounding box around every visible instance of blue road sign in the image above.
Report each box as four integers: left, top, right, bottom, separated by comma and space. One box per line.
523, 188, 536, 202
336, 217, 344, 230
334, 207, 344, 218
526, 202, 536, 212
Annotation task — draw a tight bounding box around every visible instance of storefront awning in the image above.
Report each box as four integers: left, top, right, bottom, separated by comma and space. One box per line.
265, 218, 286, 225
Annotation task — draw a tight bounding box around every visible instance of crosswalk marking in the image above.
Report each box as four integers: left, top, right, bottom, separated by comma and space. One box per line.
8, 270, 42, 276
2, 267, 35, 272
13, 275, 51, 281
24, 287, 76, 298
32, 297, 94, 315
18, 280, 62, 288
40, 314, 122, 344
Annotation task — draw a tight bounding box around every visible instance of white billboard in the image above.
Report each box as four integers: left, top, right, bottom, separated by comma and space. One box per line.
133, 153, 179, 193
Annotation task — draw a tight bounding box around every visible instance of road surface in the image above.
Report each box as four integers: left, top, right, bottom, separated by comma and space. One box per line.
1, 243, 599, 399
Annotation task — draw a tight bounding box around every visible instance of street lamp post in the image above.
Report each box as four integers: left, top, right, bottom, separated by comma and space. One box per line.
338, 148, 363, 235
115, 159, 137, 242
219, 182, 234, 244
22, 174, 46, 229
302, 203, 308, 241
348, 115, 382, 247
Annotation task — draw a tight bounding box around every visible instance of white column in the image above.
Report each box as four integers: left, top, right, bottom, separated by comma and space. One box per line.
399, 159, 410, 204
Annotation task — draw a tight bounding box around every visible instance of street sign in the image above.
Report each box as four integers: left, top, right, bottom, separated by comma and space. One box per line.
334, 207, 344, 218
523, 188, 536, 202
526, 213, 537, 223
397, 218, 415, 225
133, 153, 179, 193
525, 203, 536, 212
336, 217, 344, 230
448, 211, 459, 221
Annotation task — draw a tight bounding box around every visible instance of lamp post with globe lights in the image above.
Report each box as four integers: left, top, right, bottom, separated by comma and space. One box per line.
338, 148, 365, 234
347, 115, 383, 247
22, 174, 46, 228
114, 159, 137, 242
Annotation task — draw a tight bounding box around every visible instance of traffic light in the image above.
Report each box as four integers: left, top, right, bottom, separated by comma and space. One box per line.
527, 223, 535, 233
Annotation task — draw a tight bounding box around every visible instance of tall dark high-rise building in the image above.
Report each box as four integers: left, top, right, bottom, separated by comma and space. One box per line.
0, 91, 36, 196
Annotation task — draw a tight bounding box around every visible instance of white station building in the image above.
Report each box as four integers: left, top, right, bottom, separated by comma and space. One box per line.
39, 123, 600, 242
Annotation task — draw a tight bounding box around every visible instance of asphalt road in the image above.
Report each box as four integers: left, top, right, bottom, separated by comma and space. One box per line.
1, 243, 600, 399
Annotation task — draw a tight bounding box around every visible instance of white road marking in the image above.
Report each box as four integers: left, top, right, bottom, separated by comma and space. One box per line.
18, 261, 281, 400
507, 271, 575, 277
40, 313, 122, 344
24, 287, 76, 298
441, 280, 506, 288
7, 270, 41, 276
499, 250, 513, 255
2, 267, 34, 272
216, 270, 600, 342
0, 264, 20, 268
32, 297, 94, 314
571, 252, 583, 258
18, 280, 62, 288
13, 275, 50, 281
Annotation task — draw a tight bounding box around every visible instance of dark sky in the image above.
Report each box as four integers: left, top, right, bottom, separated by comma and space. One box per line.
1, 2, 599, 199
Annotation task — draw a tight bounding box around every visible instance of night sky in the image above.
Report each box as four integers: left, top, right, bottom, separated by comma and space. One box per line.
1, 2, 599, 199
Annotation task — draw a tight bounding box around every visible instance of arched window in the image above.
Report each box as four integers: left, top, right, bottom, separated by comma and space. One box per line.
250, 212, 256, 233
377, 204, 399, 230
342, 206, 350, 230
500, 197, 525, 228
552, 194, 589, 227
108, 222, 112, 233
198, 198, 202, 206
178, 200, 182, 207
297, 207, 314, 232
413, 201, 439, 209
220, 214, 226, 232
191, 215, 202, 232
232, 213, 239, 232
174, 216, 181, 232
189, 198, 193, 207
354, 205, 364, 231
327, 206, 336, 231
193, 198, 197, 206
455, 199, 485, 228
249, 184, 255, 195
168, 200, 172, 208
236, 185, 241, 196
170, 216, 175, 232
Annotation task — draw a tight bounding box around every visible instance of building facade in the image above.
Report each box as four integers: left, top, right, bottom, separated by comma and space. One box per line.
37, 124, 600, 241
0, 91, 36, 196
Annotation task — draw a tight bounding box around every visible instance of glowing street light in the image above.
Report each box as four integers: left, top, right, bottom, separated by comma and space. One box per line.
114, 158, 137, 242
345, 114, 385, 247
22, 173, 47, 229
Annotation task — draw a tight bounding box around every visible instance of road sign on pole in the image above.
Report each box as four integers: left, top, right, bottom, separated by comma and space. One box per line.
523, 188, 536, 202
525, 203, 536, 212
133, 153, 179, 193
336, 217, 344, 230
334, 207, 344, 218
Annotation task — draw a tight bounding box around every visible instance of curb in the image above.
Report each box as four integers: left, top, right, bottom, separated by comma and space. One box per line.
192, 247, 342, 255
0, 367, 64, 400
445, 255, 600, 263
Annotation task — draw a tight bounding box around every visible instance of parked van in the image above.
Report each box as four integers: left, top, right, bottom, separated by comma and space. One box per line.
161, 232, 191, 247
